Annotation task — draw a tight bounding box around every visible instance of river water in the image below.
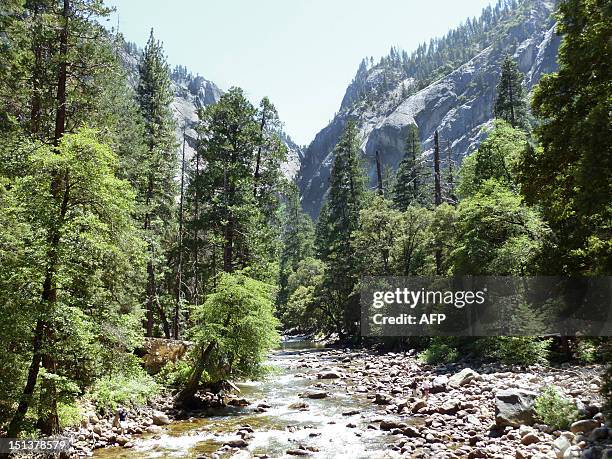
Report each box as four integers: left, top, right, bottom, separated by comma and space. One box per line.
94, 340, 401, 458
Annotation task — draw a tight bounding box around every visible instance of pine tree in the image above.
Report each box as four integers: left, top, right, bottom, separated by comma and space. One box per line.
136, 29, 178, 338
392, 124, 430, 211
317, 120, 367, 336
277, 180, 315, 309
494, 55, 528, 129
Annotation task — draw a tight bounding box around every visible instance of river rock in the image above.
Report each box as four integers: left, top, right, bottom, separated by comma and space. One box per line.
224, 438, 248, 448
286, 449, 310, 456
317, 370, 342, 379
431, 375, 449, 393
374, 393, 392, 405
288, 401, 309, 409
302, 390, 327, 399
590, 426, 608, 441
569, 419, 599, 434
520, 433, 540, 445
146, 425, 163, 434
494, 389, 538, 427
448, 368, 480, 387
553, 436, 572, 458
152, 411, 171, 426
228, 398, 249, 407
380, 419, 406, 431
412, 399, 427, 413
115, 435, 129, 446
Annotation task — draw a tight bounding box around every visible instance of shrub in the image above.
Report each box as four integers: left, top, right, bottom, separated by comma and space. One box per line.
58, 401, 82, 428
534, 386, 578, 430
481, 337, 551, 365
89, 370, 159, 415
156, 360, 193, 388
417, 338, 459, 364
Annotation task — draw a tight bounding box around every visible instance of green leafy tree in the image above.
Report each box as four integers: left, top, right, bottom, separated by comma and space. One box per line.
391, 206, 436, 276
494, 55, 528, 129
521, 0, 612, 275
4, 129, 145, 436
175, 272, 279, 406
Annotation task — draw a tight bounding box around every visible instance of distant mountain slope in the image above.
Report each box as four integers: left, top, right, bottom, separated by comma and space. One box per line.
119, 42, 302, 179
298, 0, 560, 217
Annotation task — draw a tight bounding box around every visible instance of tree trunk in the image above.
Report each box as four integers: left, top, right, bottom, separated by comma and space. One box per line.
174, 127, 186, 339
6, 320, 44, 437
433, 130, 443, 275
375, 150, 384, 196
174, 340, 216, 406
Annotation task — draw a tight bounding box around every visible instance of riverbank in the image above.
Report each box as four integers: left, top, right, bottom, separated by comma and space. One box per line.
64, 344, 609, 458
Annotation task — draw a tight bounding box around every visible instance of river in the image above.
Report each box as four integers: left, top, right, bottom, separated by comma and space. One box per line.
94, 340, 401, 458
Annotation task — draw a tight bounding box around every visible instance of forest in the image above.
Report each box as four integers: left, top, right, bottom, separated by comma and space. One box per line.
0, 0, 610, 457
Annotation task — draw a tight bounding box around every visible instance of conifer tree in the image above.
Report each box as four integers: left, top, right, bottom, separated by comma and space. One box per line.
494, 55, 528, 129
136, 29, 178, 338
317, 120, 367, 336
393, 124, 430, 211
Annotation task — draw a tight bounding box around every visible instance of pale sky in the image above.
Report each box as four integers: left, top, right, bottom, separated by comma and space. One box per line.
105, 0, 496, 145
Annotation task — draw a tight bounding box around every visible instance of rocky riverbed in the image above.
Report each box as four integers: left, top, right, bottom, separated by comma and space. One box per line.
66, 343, 610, 458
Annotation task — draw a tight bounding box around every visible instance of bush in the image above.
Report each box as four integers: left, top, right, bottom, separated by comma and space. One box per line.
58, 401, 82, 428
156, 360, 193, 388
417, 338, 459, 364
480, 337, 551, 365
534, 386, 579, 430
89, 370, 159, 415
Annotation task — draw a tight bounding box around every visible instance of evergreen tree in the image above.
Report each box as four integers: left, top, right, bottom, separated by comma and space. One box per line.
393, 124, 430, 211
136, 29, 178, 338
494, 55, 528, 129
277, 181, 315, 309
317, 120, 367, 336
522, 0, 611, 275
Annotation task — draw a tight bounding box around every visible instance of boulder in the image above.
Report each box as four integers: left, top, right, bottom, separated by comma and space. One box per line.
227, 398, 249, 407
520, 433, 541, 445
224, 438, 248, 448
152, 411, 171, 426
494, 389, 538, 427
317, 370, 342, 379
569, 419, 600, 434
448, 368, 480, 388
146, 425, 163, 434
431, 375, 449, 393
115, 436, 129, 446
374, 393, 392, 405
553, 436, 571, 459
301, 390, 327, 399
288, 401, 309, 410
380, 419, 406, 431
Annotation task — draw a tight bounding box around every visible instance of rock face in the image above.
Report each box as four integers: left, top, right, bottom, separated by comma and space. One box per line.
494, 389, 538, 427
119, 42, 303, 180
298, 0, 560, 217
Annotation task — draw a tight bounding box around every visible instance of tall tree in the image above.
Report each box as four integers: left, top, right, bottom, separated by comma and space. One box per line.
317, 120, 367, 336
277, 180, 315, 309
136, 29, 177, 338
393, 124, 430, 211
494, 55, 528, 129
521, 0, 611, 275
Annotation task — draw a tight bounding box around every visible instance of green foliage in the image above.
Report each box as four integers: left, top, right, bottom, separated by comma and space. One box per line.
57, 402, 82, 429
316, 120, 368, 336
417, 338, 459, 364
534, 386, 579, 430
480, 337, 551, 365
523, 0, 612, 275
188, 272, 280, 382
89, 371, 159, 415
155, 360, 193, 388
494, 55, 529, 129
393, 125, 431, 210
281, 258, 326, 331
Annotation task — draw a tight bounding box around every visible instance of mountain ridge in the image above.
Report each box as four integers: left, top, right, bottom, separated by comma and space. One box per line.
298, 0, 560, 217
